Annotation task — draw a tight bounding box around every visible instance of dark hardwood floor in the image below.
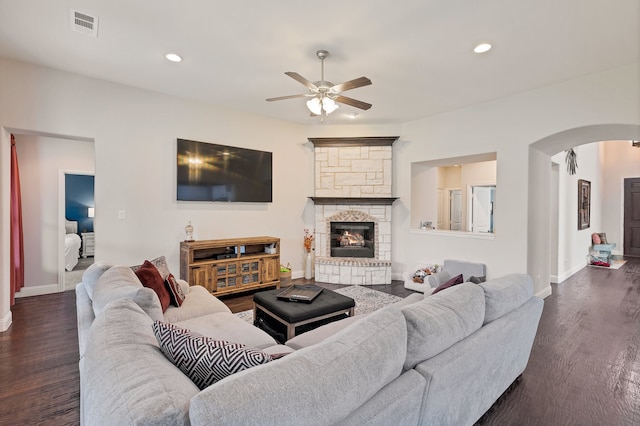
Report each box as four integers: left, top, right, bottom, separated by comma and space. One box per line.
2, 260, 639, 425
0, 291, 80, 425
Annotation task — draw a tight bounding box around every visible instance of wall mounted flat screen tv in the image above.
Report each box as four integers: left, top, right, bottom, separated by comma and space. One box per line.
177, 139, 272, 202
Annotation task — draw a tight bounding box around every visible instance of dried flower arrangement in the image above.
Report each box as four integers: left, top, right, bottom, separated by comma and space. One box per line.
303, 228, 315, 253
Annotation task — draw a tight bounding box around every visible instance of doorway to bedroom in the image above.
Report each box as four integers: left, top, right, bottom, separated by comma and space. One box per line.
63, 172, 95, 291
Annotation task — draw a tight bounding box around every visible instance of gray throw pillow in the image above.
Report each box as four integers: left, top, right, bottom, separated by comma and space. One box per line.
467, 275, 486, 284
131, 255, 171, 280
427, 271, 452, 288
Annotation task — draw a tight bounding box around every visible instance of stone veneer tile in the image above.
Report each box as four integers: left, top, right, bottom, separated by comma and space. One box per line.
313, 144, 393, 285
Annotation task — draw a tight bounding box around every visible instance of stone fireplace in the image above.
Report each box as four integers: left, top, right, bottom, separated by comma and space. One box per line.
309, 137, 398, 285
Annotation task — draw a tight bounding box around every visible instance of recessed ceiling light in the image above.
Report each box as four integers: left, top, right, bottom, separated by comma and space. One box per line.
347, 112, 359, 119
473, 43, 492, 54
165, 53, 183, 62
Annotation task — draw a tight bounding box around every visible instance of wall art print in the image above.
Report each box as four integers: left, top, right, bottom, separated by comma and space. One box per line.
578, 179, 590, 230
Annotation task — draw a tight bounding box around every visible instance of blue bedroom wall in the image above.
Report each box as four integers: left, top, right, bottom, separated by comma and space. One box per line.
65, 174, 95, 233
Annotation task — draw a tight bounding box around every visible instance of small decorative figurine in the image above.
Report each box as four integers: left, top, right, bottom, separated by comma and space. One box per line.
185, 221, 194, 241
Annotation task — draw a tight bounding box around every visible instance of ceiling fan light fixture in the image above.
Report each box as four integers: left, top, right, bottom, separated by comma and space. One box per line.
306, 97, 322, 115
268, 49, 371, 120
322, 97, 339, 114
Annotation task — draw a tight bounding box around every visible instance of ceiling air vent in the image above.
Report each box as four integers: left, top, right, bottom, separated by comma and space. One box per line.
70, 10, 99, 37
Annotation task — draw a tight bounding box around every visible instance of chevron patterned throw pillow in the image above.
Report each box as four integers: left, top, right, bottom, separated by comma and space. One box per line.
152, 321, 273, 389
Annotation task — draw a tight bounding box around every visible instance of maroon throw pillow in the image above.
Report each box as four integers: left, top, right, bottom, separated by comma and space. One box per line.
165, 273, 186, 307
432, 273, 464, 295
135, 260, 171, 312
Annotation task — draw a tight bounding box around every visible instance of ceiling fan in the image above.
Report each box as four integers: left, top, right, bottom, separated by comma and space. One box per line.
266, 49, 372, 119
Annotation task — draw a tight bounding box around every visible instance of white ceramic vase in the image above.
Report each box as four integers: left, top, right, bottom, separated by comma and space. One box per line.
304, 252, 313, 279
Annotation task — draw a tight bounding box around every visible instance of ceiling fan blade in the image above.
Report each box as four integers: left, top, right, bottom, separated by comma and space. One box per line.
285, 72, 318, 91
266, 94, 310, 102
334, 95, 372, 110
331, 77, 372, 93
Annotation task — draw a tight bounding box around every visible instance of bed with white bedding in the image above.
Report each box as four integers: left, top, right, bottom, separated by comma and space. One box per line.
65, 219, 82, 271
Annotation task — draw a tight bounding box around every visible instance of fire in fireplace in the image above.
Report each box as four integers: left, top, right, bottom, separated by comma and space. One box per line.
330, 221, 375, 258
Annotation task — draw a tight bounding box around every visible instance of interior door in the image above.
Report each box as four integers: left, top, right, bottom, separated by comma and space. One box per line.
436, 189, 446, 230
471, 186, 493, 233
624, 178, 640, 257
449, 190, 462, 230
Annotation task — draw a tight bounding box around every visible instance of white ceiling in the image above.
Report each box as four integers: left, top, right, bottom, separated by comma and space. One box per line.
0, 0, 638, 126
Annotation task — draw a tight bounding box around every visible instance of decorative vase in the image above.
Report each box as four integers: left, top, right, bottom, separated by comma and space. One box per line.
304, 251, 313, 280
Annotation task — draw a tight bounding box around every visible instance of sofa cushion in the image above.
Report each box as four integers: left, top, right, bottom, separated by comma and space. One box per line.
163, 285, 232, 323
479, 273, 534, 324
82, 298, 199, 425
92, 266, 163, 321
173, 311, 277, 350
432, 273, 464, 295
81, 261, 114, 300
152, 321, 272, 390
401, 282, 485, 370
394, 292, 425, 307
285, 314, 364, 350
189, 306, 408, 425
165, 273, 185, 307
131, 255, 171, 280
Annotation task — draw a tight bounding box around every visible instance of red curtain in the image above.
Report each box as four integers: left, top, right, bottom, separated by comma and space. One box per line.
10, 134, 24, 305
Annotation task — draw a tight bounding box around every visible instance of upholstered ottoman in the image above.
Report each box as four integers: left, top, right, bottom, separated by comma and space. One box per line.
253, 286, 355, 342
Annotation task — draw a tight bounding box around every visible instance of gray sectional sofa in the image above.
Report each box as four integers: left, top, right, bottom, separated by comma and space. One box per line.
76, 262, 543, 425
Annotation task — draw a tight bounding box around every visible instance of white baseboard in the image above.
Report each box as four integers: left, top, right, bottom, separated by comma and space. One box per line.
15, 284, 59, 298
553, 262, 586, 284
535, 285, 553, 299
0, 310, 12, 332
391, 272, 404, 281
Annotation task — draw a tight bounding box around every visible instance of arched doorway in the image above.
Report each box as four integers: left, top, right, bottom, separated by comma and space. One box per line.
528, 124, 640, 292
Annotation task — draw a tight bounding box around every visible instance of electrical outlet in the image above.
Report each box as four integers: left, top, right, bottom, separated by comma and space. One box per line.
118, 210, 126, 220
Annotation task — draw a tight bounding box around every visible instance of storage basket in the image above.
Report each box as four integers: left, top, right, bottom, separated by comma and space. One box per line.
280, 263, 292, 287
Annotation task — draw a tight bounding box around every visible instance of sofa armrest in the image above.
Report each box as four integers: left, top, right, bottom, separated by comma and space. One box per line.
76, 282, 95, 360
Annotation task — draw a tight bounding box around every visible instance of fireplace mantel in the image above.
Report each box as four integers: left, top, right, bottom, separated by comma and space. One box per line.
308, 136, 399, 148
309, 197, 398, 205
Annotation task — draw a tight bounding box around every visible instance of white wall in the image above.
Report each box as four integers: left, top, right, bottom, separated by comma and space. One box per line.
396, 64, 639, 297
552, 143, 603, 282
410, 164, 437, 228
15, 135, 95, 289
0, 58, 317, 329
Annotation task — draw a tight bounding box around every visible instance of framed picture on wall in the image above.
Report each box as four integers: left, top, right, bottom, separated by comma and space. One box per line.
578, 179, 591, 230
